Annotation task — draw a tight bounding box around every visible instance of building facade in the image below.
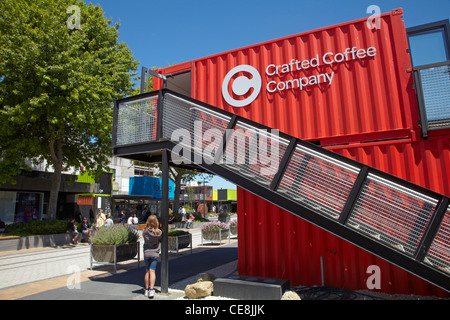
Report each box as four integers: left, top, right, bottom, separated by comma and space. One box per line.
152, 10, 450, 296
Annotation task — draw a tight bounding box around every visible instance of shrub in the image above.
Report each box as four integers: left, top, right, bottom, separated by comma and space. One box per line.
4, 220, 71, 237
201, 221, 228, 231
91, 225, 139, 245
192, 212, 209, 222
168, 229, 190, 236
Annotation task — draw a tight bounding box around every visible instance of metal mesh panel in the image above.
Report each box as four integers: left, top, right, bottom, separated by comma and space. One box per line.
278, 145, 360, 220
347, 173, 439, 256
163, 93, 230, 163
223, 121, 289, 186
419, 64, 450, 129
425, 207, 450, 274
116, 96, 158, 146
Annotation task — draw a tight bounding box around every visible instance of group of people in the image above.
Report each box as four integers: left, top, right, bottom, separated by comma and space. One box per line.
66, 209, 114, 244
118, 211, 140, 226
179, 205, 195, 229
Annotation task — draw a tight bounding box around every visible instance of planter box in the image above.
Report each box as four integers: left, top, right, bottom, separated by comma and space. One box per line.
0, 232, 88, 252
201, 229, 229, 245
170, 222, 207, 229
168, 233, 192, 255
230, 224, 238, 235
218, 214, 230, 223
90, 242, 140, 272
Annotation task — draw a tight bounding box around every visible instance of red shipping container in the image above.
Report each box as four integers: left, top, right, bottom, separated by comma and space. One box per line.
187, 9, 420, 144
154, 9, 450, 296
238, 137, 450, 296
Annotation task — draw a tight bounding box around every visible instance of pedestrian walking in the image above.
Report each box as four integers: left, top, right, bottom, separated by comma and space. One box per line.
119, 210, 127, 225
181, 205, 187, 223
143, 215, 162, 299
105, 213, 114, 227
95, 209, 106, 229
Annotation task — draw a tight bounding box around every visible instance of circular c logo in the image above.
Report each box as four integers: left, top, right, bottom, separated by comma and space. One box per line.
222, 65, 261, 107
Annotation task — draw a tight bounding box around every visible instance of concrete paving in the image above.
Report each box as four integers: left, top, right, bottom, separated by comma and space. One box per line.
0, 227, 238, 300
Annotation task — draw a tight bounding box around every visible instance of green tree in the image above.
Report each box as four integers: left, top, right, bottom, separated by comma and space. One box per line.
0, 0, 138, 219
170, 168, 213, 217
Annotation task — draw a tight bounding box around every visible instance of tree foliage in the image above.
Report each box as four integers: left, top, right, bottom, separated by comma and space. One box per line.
0, 0, 138, 218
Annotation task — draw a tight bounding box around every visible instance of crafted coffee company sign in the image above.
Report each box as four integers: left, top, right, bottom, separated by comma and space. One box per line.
222, 46, 377, 107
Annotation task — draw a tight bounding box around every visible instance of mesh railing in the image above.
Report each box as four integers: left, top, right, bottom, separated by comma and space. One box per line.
162, 93, 231, 164
223, 120, 288, 186
425, 207, 450, 273
347, 173, 439, 256
114, 89, 450, 283
278, 145, 360, 220
116, 95, 158, 146
416, 62, 450, 129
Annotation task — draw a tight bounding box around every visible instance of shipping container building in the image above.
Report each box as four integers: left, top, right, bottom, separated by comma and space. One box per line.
118, 9, 450, 296
129, 176, 175, 199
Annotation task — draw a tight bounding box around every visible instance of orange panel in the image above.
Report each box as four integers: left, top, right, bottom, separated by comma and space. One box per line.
77, 196, 94, 206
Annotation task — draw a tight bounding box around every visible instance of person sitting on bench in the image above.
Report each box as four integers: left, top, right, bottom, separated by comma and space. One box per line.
67, 218, 79, 245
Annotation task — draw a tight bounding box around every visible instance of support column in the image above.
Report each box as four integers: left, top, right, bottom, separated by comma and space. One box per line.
160, 149, 169, 294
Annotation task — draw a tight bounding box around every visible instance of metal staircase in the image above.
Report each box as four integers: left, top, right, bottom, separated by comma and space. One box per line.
113, 89, 450, 292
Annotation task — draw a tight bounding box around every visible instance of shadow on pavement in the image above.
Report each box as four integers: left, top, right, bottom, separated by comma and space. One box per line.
89, 245, 238, 287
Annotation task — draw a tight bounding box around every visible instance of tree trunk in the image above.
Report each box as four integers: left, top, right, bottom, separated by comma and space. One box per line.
47, 163, 62, 220
172, 170, 183, 216
47, 132, 64, 220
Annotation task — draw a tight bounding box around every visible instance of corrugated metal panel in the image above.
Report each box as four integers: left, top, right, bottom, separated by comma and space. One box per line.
78, 171, 96, 184
237, 193, 449, 296
237, 137, 450, 296
191, 9, 420, 143
155, 10, 449, 295
330, 137, 450, 197
129, 176, 175, 199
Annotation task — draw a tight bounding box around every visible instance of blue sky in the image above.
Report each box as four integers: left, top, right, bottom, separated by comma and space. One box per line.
84, 0, 450, 190
87, 0, 450, 69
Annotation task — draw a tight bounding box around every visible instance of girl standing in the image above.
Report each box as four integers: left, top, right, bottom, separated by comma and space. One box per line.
143, 215, 162, 298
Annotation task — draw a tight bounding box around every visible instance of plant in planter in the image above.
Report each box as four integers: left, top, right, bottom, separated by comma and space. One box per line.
90, 225, 140, 271
218, 211, 230, 223
168, 229, 192, 253
91, 225, 139, 245
201, 221, 229, 242
229, 218, 238, 235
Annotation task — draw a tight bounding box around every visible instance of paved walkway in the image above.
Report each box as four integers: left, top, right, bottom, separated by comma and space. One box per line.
0, 227, 238, 300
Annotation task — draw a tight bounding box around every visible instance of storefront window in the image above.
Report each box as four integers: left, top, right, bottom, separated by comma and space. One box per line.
15, 193, 42, 222
0, 191, 17, 225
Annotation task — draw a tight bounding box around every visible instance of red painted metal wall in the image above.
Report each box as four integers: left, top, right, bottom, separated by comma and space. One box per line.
190, 9, 420, 145
155, 9, 450, 296
237, 137, 450, 296
330, 136, 450, 197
